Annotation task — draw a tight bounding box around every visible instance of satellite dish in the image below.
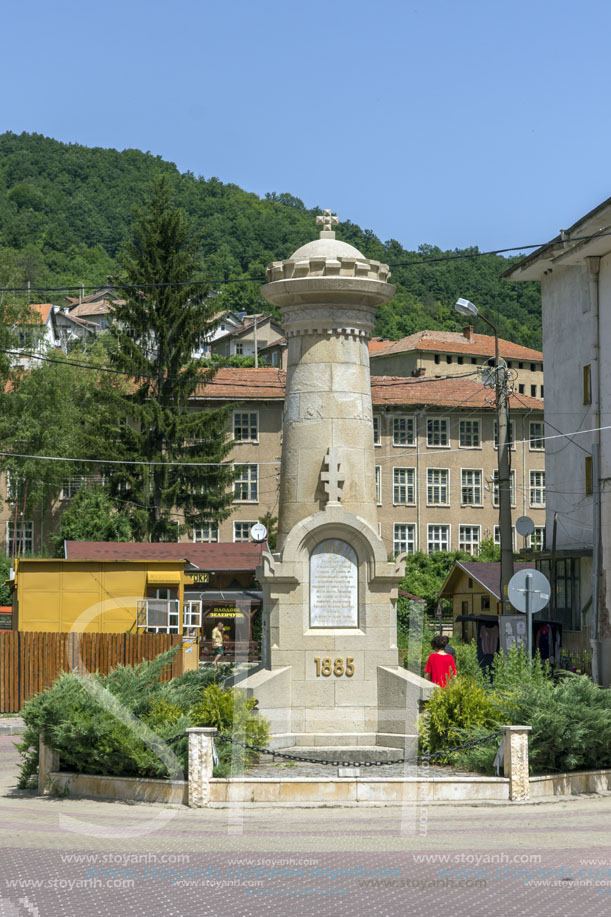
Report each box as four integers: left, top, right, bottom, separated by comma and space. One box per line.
250, 522, 267, 542
516, 515, 535, 537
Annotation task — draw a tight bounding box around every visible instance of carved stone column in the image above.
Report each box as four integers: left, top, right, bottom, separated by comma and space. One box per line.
187, 727, 217, 807
262, 210, 395, 547
501, 725, 532, 801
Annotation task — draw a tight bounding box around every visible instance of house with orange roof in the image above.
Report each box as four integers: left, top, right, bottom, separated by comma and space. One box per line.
12, 303, 95, 367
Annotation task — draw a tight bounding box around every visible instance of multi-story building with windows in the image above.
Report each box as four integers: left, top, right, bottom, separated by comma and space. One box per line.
369, 327, 544, 400
0, 365, 546, 561
504, 193, 611, 685
186, 367, 546, 554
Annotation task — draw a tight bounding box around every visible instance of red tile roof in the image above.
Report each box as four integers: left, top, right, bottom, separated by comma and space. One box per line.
369, 330, 543, 362
191, 367, 541, 409
194, 367, 286, 399
23, 304, 53, 325
368, 338, 393, 353
371, 375, 542, 410
65, 541, 264, 570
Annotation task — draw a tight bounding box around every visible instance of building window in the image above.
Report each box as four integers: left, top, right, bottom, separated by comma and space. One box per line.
142, 589, 179, 634
518, 384, 525, 394
530, 384, 537, 397
494, 525, 516, 549
493, 420, 515, 450
233, 521, 255, 542
531, 527, 546, 551
233, 412, 258, 442
375, 465, 382, 504
373, 415, 381, 446
446, 355, 452, 364
7, 520, 34, 557
492, 470, 516, 506
529, 470, 546, 507
459, 525, 480, 554
585, 455, 593, 495
457, 356, 463, 365
393, 523, 416, 555
393, 416, 415, 446
583, 364, 592, 404
461, 469, 482, 505
60, 477, 84, 500
427, 417, 449, 447
471, 357, 477, 365
434, 354, 440, 364
481, 596, 490, 611
518, 362, 524, 369
5, 472, 21, 502
234, 464, 258, 502
235, 342, 243, 355
393, 467, 415, 504
459, 419, 480, 448
554, 558, 581, 630
529, 421, 545, 450
540, 385, 544, 398
427, 468, 449, 505
193, 523, 219, 543
427, 524, 450, 553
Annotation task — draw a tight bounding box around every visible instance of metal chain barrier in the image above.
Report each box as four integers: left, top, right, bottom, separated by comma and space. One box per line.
215, 730, 504, 769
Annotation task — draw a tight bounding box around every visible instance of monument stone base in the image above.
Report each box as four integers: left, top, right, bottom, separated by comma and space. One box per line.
237, 506, 434, 749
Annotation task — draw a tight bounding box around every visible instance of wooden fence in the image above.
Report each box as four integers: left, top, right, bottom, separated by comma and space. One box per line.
0, 631, 184, 713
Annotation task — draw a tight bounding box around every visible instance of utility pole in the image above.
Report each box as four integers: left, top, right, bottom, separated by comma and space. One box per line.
495, 348, 515, 612
455, 299, 514, 610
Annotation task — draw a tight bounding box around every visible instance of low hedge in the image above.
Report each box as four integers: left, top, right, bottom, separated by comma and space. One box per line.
419, 647, 611, 775
18, 649, 269, 787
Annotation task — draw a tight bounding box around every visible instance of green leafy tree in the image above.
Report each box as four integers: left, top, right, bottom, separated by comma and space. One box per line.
103, 177, 235, 541
0, 342, 116, 521
400, 550, 471, 614
49, 485, 132, 555
477, 536, 501, 562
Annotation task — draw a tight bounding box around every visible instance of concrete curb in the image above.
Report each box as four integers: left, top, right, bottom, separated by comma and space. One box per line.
0, 719, 25, 736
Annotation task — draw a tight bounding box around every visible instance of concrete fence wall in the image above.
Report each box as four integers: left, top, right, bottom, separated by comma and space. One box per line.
38, 725, 610, 807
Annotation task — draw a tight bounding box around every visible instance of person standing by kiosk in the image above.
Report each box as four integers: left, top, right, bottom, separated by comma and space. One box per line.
211, 620, 225, 666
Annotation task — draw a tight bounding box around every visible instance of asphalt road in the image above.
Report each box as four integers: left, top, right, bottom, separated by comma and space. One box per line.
1, 735, 610, 917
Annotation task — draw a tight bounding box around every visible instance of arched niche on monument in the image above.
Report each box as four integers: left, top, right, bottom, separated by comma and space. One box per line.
309, 538, 358, 628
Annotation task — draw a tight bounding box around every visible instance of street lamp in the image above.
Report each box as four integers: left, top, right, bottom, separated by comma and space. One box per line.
455, 298, 514, 613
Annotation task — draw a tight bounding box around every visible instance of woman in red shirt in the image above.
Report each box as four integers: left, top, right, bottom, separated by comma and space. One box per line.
424, 635, 457, 687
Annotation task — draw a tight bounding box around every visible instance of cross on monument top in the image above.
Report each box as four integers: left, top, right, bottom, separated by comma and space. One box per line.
316, 209, 339, 237
321, 447, 345, 504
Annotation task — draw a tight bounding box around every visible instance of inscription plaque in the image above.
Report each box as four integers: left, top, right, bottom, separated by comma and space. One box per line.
310, 539, 358, 627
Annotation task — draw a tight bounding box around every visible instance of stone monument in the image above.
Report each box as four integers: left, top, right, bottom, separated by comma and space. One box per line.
238, 210, 432, 755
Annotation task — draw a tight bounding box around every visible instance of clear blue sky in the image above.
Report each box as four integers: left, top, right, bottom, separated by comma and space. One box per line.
3, 0, 611, 253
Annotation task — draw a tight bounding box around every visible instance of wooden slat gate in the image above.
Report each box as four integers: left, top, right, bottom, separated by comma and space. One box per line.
0, 632, 183, 713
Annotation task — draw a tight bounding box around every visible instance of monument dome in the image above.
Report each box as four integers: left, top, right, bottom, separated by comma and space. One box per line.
289, 236, 365, 262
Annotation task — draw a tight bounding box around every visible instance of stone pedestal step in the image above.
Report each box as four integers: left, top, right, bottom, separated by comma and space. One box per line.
274, 745, 415, 764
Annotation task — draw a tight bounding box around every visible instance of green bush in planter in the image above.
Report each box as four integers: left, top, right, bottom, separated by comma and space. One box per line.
17, 650, 229, 788
190, 683, 269, 773
419, 676, 499, 757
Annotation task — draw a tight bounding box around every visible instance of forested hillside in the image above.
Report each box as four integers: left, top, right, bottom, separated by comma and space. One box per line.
0, 132, 542, 347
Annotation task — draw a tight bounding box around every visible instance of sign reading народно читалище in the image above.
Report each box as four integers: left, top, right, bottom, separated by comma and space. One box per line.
310, 539, 358, 628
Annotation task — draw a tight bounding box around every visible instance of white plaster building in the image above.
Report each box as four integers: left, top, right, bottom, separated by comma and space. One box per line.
505, 196, 611, 685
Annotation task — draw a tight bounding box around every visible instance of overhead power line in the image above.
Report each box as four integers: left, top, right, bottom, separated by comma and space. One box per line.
0, 347, 482, 387
2, 227, 611, 294
0, 423, 606, 470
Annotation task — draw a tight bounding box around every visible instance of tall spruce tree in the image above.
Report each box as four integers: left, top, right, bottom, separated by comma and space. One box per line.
104, 177, 235, 541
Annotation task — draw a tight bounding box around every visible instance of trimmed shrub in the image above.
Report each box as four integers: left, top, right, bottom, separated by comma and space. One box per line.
17, 650, 267, 787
